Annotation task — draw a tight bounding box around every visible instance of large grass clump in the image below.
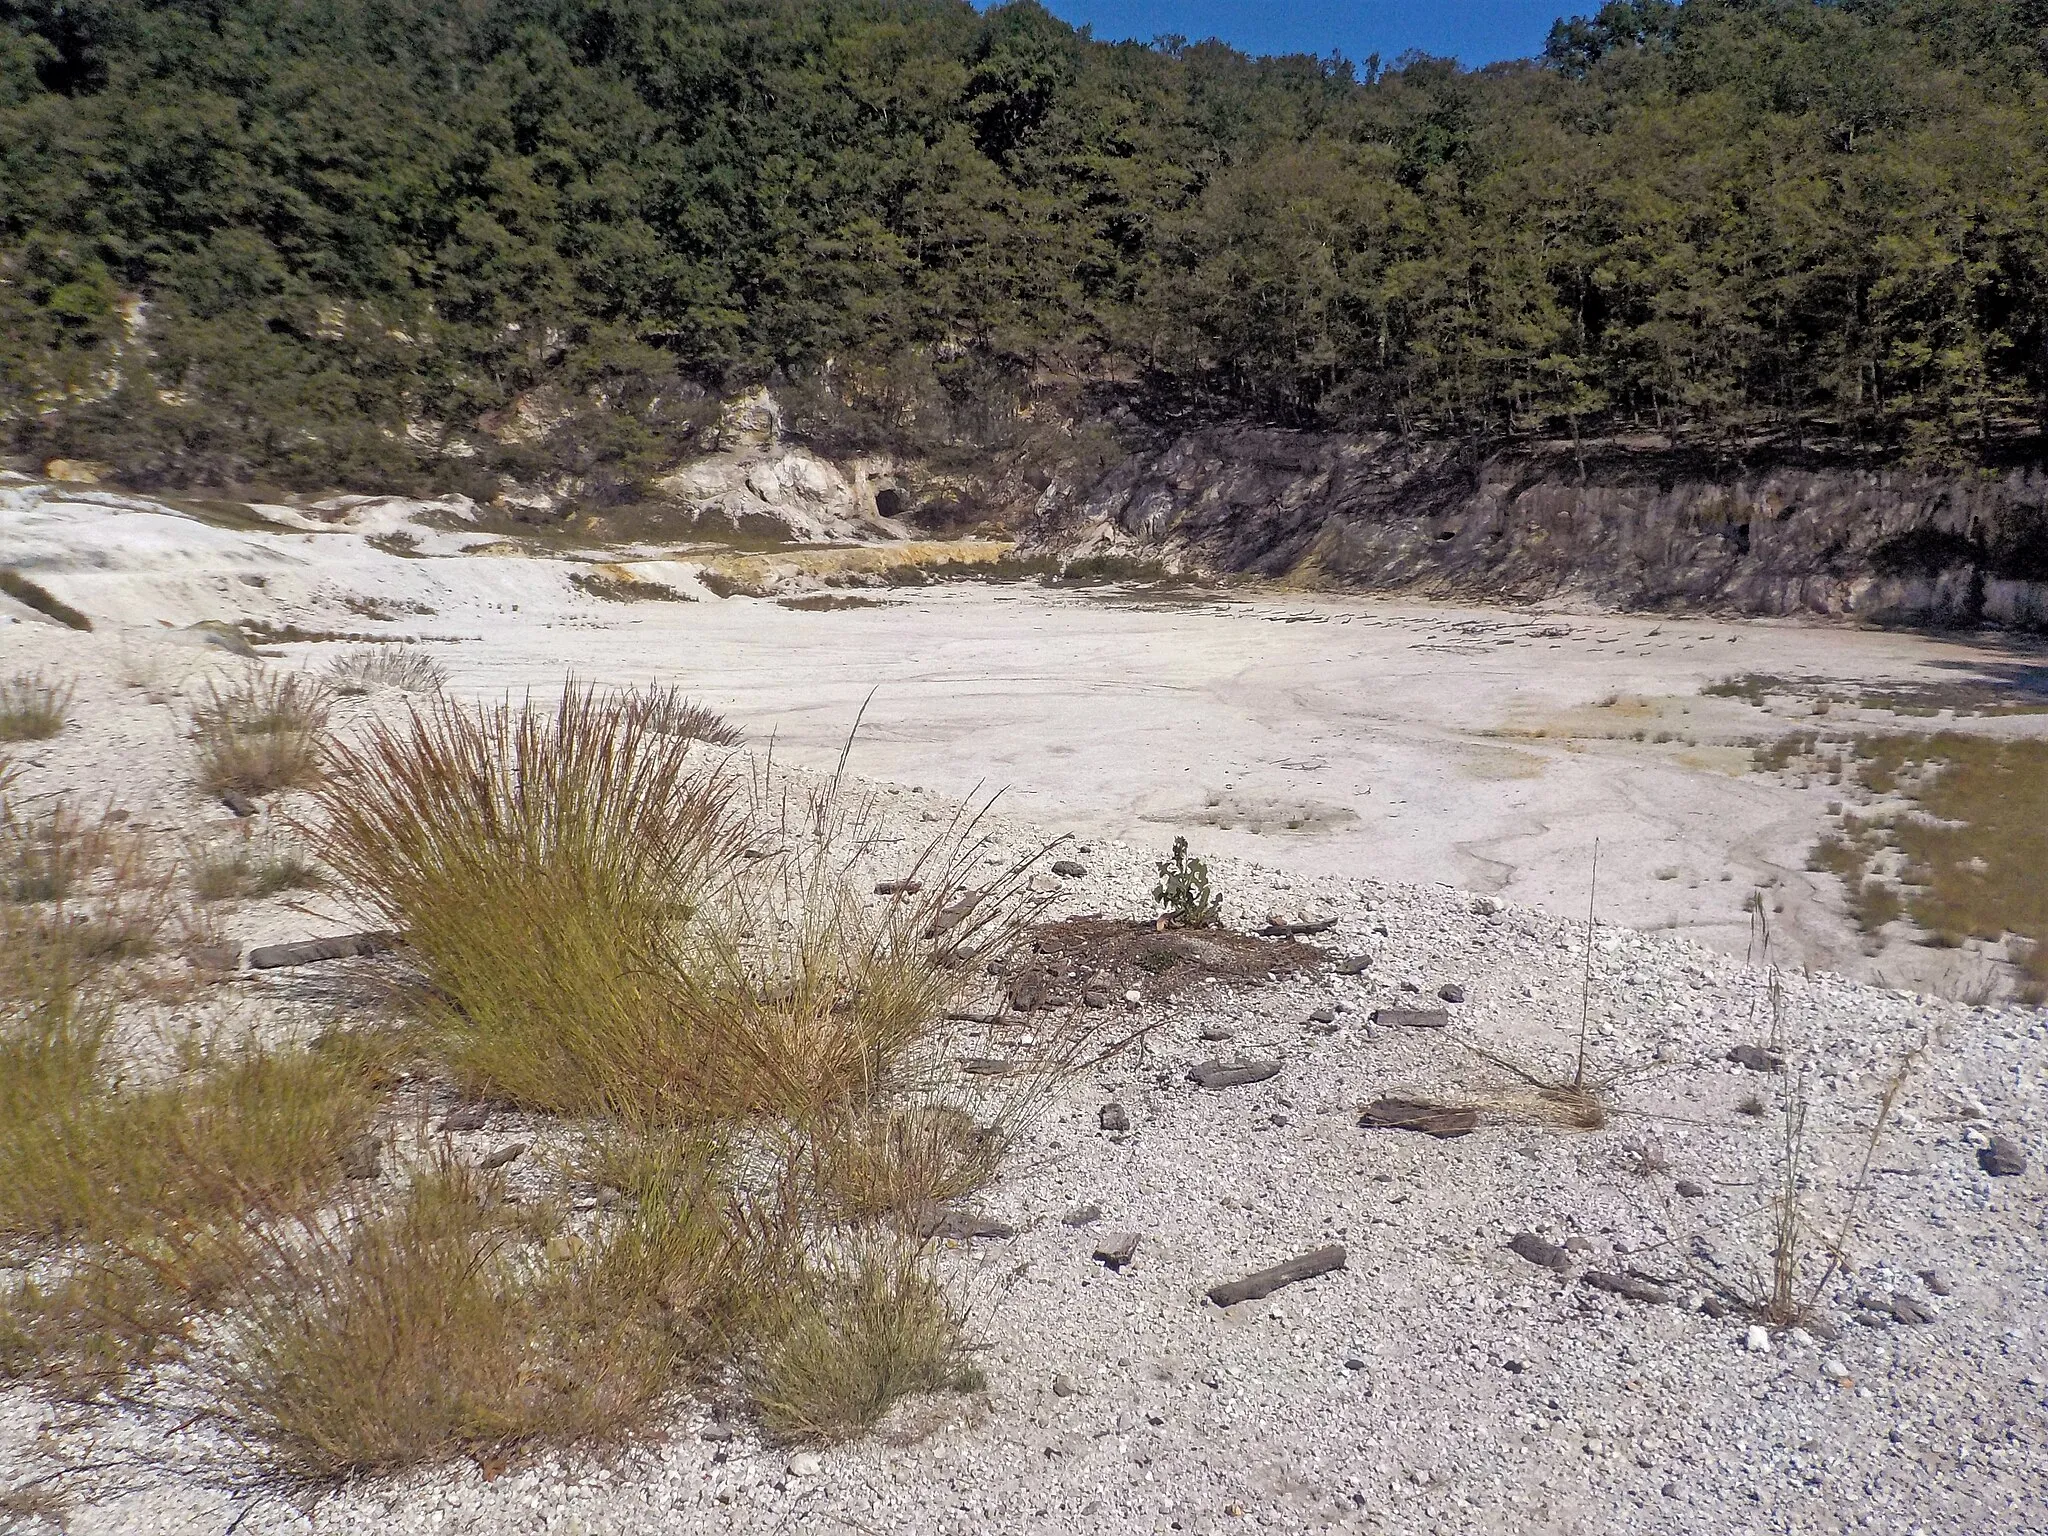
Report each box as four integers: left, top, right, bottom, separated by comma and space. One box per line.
313, 683, 749, 1117
315, 682, 1008, 1122
7, 682, 1043, 1476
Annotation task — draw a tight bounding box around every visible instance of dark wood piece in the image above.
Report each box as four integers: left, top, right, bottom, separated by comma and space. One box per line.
1206, 1244, 1347, 1307
1371, 1008, 1450, 1029
1359, 1098, 1477, 1138
246, 931, 396, 969
1582, 1271, 1670, 1305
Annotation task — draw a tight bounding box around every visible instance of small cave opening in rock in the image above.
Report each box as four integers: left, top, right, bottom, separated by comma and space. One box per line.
873, 486, 905, 519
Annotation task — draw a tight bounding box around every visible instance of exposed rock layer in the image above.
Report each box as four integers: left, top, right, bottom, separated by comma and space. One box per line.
1023, 429, 2048, 629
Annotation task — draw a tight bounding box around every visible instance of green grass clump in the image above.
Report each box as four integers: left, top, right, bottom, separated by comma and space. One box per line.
215, 1131, 762, 1478
311, 683, 750, 1117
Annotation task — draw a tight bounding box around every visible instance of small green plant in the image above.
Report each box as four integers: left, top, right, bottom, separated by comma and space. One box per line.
0, 672, 73, 743
1152, 836, 1221, 928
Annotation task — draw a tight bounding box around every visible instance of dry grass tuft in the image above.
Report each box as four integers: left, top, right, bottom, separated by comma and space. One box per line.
807, 1102, 1004, 1226
325, 645, 448, 697
189, 830, 324, 902
752, 1239, 972, 1442
0, 1473, 72, 1528
0, 924, 382, 1393
621, 690, 742, 746
0, 671, 73, 743
216, 1132, 764, 1479
192, 668, 331, 795
2, 800, 128, 906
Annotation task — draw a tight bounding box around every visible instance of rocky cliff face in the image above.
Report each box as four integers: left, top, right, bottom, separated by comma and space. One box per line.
1022, 428, 2048, 629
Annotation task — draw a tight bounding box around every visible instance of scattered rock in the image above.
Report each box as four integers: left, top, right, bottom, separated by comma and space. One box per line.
1700, 1296, 1730, 1319
1199, 1024, 1236, 1041
1744, 1325, 1771, 1353
186, 619, 257, 657
1188, 1059, 1282, 1089
1727, 1044, 1784, 1072
1098, 1102, 1131, 1133
1978, 1135, 2027, 1176
1062, 1202, 1103, 1227
1008, 973, 1052, 1012
1508, 1232, 1572, 1273
1051, 1373, 1078, 1397
1307, 1007, 1335, 1025
478, 1142, 528, 1171
437, 1104, 490, 1133
1438, 983, 1467, 1003
1206, 1245, 1347, 1306
1359, 1098, 1476, 1138
1889, 1293, 1936, 1325
1052, 859, 1087, 878
924, 889, 982, 938
1564, 1235, 1593, 1255
341, 1134, 382, 1181
874, 878, 923, 896
1081, 983, 1116, 1008
1582, 1271, 1670, 1305
1921, 1268, 1954, 1297
1675, 1178, 1708, 1199
1332, 955, 1372, 975
220, 790, 258, 818
700, 1423, 735, 1443
1093, 1232, 1141, 1270
786, 1451, 822, 1479
1853, 1309, 1893, 1329
1821, 1355, 1851, 1382
1371, 1007, 1450, 1030
1264, 908, 1338, 937
925, 1209, 1019, 1242
959, 1057, 1019, 1076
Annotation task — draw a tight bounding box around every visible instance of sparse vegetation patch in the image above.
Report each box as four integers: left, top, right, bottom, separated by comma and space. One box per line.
0, 672, 72, 743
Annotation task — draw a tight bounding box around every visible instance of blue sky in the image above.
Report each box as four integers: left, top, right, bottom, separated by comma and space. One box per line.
1032, 2, 1571, 68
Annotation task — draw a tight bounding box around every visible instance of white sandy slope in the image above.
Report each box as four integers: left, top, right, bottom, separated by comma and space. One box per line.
8, 473, 2048, 997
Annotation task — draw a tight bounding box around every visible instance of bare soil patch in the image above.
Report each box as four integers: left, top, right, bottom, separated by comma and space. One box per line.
1001, 917, 1326, 1012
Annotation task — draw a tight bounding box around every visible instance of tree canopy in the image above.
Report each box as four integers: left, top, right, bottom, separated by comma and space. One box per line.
3, 0, 2045, 494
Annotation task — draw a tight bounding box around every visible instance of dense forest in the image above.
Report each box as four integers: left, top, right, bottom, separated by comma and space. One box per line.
3, 0, 2046, 498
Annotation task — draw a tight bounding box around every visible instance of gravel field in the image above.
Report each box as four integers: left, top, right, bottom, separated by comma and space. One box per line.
2, 539, 2044, 1536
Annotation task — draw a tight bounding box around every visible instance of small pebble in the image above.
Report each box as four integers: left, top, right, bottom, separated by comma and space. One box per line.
1744, 1325, 1770, 1353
